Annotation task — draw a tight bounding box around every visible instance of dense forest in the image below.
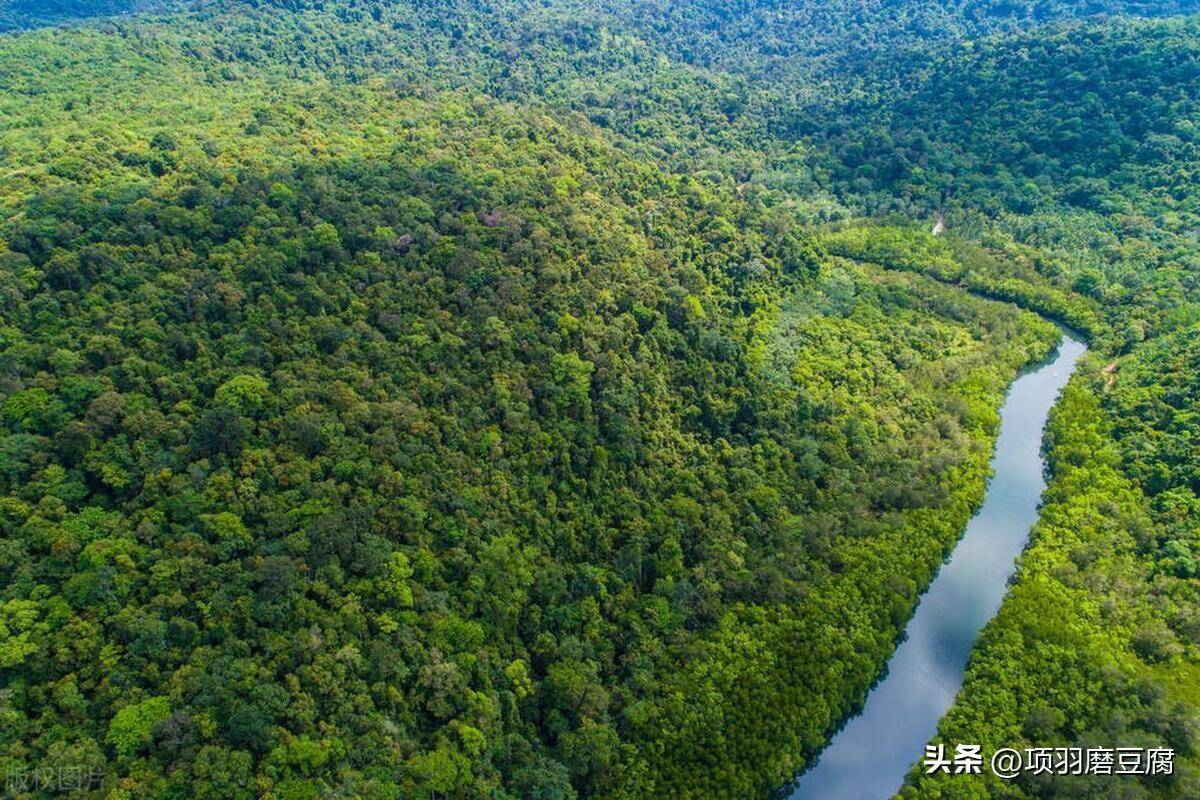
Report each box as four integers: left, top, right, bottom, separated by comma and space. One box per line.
0, 1, 1197, 799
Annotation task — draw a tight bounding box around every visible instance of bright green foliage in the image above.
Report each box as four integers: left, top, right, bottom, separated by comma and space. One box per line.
822, 226, 1102, 337
0, 598, 39, 667
903, 380, 1200, 798
214, 375, 271, 416
107, 696, 171, 758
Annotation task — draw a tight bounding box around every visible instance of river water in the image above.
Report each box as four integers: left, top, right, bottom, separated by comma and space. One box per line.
787, 333, 1087, 800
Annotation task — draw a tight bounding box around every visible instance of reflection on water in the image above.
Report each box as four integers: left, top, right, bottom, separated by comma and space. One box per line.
787, 334, 1087, 800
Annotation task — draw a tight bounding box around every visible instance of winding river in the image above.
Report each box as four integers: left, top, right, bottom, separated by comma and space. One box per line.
787, 332, 1087, 800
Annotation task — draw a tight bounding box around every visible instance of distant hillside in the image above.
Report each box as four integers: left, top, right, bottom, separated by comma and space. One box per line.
0, 0, 172, 31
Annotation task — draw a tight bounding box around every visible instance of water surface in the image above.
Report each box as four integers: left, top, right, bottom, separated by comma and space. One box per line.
788, 333, 1087, 800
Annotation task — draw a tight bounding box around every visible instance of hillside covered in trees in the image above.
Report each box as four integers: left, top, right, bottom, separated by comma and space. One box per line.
1, 1, 1198, 799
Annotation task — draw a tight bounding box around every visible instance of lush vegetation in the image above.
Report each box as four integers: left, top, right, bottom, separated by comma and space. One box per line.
0, 1, 1198, 799
903, 374, 1200, 799
0, 21, 1061, 800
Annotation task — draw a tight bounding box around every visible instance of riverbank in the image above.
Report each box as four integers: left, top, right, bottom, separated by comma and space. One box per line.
786, 332, 1087, 799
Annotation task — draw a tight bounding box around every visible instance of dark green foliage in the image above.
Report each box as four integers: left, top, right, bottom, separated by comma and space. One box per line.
0, 0, 170, 30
